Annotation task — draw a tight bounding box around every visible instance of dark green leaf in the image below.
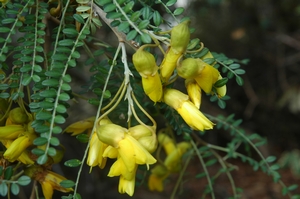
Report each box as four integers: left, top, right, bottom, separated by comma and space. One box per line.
141, 33, 152, 43
4, 166, 13, 180
59, 93, 70, 101
106, 12, 123, 19
64, 159, 82, 167
138, 20, 150, 30
117, 21, 130, 32
214, 78, 228, 88
63, 28, 78, 36
73, 14, 85, 24
153, 11, 162, 26
36, 111, 52, 120
52, 126, 62, 134
234, 69, 245, 75
103, 3, 116, 12
56, 104, 67, 113
59, 39, 74, 47
130, 11, 140, 22
166, 0, 177, 6
0, 27, 10, 33
62, 74, 72, 83
235, 75, 244, 86
0, 182, 8, 196
31, 148, 45, 156
33, 137, 48, 146
126, 30, 138, 41
76, 134, 89, 143
42, 79, 59, 87
39, 89, 57, 98
32, 75, 41, 82
38, 101, 54, 109
21, 76, 32, 86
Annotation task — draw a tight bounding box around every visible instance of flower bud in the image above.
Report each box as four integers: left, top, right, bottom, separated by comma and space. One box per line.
9, 107, 28, 124
142, 72, 163, 102
158, 133, 176, 155
132, 49, 158, 77
136, 133, 157, 153
96, 123, 127, 147
160, 48, 182, 83
128, 125, 153, 139
194, 61, 219, 93
0, 125, 24, 139
177, 58, 204, 79
185, 79, 201, 109
170, 20, 191, 54
216, 74, 227, 98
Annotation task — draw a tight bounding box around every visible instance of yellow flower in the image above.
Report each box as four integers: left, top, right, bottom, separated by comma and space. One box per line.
193, 60, 219, 94
157, 132, 176, 155
163, 88, 213, 131
132, 48, 158, 77
164, 142, 191, 172
128, 125, 157, 153
3, 131, 37, 162
141, 72, 163, 102
170, 20, 191, 54
87, 117, 112, 170
160, 48, 182, 83
185, 79, 202, 109
64, 116, 95, 136
148, 164, 169, 192
0, 125, 25, 139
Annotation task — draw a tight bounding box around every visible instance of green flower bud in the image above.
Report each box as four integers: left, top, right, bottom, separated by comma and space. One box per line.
9, 107, 28, 124
132, 48, 158, 77
96, 123, 127, 147
177, 58, 205, 79
170, 20, 191, 54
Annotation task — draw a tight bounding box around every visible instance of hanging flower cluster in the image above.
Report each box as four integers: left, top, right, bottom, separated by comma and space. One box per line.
148, 131, 191, 192
132, 20, 227, 131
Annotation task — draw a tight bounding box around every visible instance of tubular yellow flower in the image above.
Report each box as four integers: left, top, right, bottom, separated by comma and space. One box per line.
160, 48, 182, 83
163, 88, 213, 131
194, 60, 219, 93
164, 142, 191, 172
3, 131, 37, 162
157, 133, 176, 156
185, 78, 202, 109
148, 164, 169, 192
0, 125, 25, 139
118, 172, 136, 196
142, 72, 163, 102
64, 116, 95, 136
87, 132, 108, 169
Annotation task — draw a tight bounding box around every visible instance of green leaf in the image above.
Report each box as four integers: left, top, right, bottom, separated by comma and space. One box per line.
76, 5, 91, 12
31, 148, 45, 156
60, 180, 75, 188
52, 126, 63, 134
166, 0, 177, 6
64, 159, 82, 167
63, 28, 78, 36
106, 12, 123, 19
56, 104, 67, 113
33, 137, 48, 146
130, 11, 140, 22
103, 3, 116, 12
71, 51, 80, 59
76, 134, 89, 143
153, 11, 162, 26
0, 93, 10, 99
32, 75, 41, 82
141, 33, 152, 43
235, 75, 244, 86
288, 184, 298, 191
126, 30, 138, 41
123, 1, 134, 13
234, 69, 245, 75
138, 20, 150, 30
22, 76, 32, 86
42, 79, 59, 87
73, 14, 85, 24
10, 183, 20, 195
38, 101, 54, 109
4, 166, 13, 180
0, 182, 8, 197
173, 7, 184, 15
62, 74, 72, 83
229, 63, 240, 69
214, 78, 228, 88
59, 39, 74, 47
39, 89, 57, 98
118, 21, 130, 32
49, 137, 60, 146
59, 93, 70, 101
265, 156, 276, 163
47, 147, 57, 156
54, 115, 66, 124
61, 83, 71, 91
37, 154, 48, 165
2, 18, 16, 24
36, 111, 52, 120
0, 27, 10, 33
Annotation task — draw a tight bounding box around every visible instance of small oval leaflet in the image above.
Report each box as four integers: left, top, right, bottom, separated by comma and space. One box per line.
64, 159, 82, 167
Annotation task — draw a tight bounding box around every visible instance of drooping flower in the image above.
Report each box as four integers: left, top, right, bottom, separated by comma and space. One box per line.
185, 78, 202, 109
163, 88, 213, 131
25, 165, 73, 199
148, 164, 169, 192
64, 117, 95, 136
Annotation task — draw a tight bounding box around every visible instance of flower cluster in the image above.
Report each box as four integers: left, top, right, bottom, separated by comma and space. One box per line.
148, 132, 191, 192
96, 118, 157, 196
132, 20, 227, 131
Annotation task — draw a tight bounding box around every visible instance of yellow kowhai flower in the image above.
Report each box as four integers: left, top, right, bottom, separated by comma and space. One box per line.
157, 132, 176, 156
164, 142, 191, 172
25, 165, 73, 199
64, 116, 95, 136
1, 139, 34, 164
163, 88, 213, 131
0, 124, 25, 139
3, 131, 37, 162
185, 78, 202, 109
148, 164, 169, 192
132, 48, 163, 102
87, 117, 111, 170
128, 125, 157, 153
